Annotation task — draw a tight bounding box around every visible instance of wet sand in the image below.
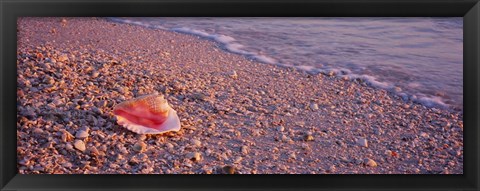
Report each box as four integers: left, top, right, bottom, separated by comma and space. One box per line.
16, 17, 463, 174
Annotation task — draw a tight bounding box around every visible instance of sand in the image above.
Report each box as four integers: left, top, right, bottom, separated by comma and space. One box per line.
16, 17, 463, 174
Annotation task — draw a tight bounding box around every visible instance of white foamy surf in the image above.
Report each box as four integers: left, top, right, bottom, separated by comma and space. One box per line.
172, 27, 279, 65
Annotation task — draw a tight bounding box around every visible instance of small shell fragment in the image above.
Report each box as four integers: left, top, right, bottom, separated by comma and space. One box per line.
73, 140, 86, 152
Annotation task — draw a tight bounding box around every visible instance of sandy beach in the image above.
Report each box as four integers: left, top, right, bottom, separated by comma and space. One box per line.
16, 17, 463, 174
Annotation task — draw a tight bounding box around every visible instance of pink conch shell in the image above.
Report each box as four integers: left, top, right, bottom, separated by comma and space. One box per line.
113, 93, 181, 134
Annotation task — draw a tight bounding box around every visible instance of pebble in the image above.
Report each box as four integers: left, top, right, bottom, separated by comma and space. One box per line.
357, 98, 368, 104
88, 147, 100, 156
289, 152, 297, 159
240, 146, 249, 155
222, 166, 235, 174
336, 140, 346, 147
45, 76, 55, 85
251, 129, 261, 136
393, 87, 402, 92
118, 145, 128, 154
300, 143, 309, 150
234, 156, 243, 164
281, 135, 290, 142
420, 132, 429, 138
303, 134, 314, 141
354, 159, 363, 165
364, 158, 378, 167
73, 140, 86, 152
230, 71, 238, 79
339, 156, 350, 163
52, 99, 63, 106
57, 54, 69, 62
18, 89, 25, 97
137, 134, 147, 141
133, 142, 147, 153
412, 168, 421, 173
75, 130, 89, 139
191, 139, 202, 147
327, 165, 336, 172
186, 152, 202, 162
385, 150, 393, 156
276, 126, 285, 132
19, 159, 30, 166
310, 103, 319, 111
62, 162, 73, 168
99, 145, 107, 152
33, 128, 44, 135
65, 143, 74, 151
204, 149, 213, 156
356, 137, 368, 147
373, 128, 383, 135
165, 142, 174, 150
91, 72, 100, 78
96, 100, 108, 108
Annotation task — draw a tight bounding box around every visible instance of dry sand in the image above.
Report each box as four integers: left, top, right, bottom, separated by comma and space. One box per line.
16, 17, 463, 174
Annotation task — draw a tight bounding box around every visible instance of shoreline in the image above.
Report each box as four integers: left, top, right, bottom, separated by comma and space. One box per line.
17, 17, 463, 174
109, 17, 463, 112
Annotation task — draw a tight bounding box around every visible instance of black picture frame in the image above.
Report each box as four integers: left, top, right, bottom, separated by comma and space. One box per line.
1, 0, 479, 190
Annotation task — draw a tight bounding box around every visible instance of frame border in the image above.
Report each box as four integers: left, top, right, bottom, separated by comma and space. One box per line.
2, 0, 479, 190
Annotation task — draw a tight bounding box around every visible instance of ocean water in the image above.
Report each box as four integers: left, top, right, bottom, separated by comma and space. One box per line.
110, 17, 463, 111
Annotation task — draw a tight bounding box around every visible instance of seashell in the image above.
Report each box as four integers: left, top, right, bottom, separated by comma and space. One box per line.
113, 93, 181, 134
